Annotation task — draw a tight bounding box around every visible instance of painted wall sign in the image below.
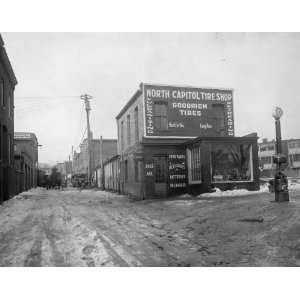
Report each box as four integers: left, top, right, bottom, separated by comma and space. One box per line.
143, 83, 234, 138
168, 154, 187, 189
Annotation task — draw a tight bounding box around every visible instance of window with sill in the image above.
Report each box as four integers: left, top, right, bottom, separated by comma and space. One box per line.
153, 102, 168, 131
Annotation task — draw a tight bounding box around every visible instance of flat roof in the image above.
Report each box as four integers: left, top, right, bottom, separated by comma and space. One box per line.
183, 134, 258, 146
14, 132, 38, 142
143, 82, 234, 92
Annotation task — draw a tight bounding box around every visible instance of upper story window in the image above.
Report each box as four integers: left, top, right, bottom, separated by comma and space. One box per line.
289, 142, 300, 149
120, 121, 124, 150
153, 102, 168, 131
260, 156, 272, 164
260, 145, 275, 152
8, 93, 11, 118
134, 106, 139, 142
212, 103, 226, 135
0, 78, 4, 107
290, 153, 300, 162
127, 114, 131, 145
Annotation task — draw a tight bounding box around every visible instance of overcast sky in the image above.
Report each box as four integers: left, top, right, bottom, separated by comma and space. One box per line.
2, 32, 300, 164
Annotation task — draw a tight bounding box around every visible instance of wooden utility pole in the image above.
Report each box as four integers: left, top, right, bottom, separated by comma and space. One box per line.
80, 94, 93, 186
71, 145, 74, 176
100, 136, 104, 189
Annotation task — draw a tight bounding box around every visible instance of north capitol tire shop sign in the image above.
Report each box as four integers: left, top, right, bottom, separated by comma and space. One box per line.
143, 83, 234, 138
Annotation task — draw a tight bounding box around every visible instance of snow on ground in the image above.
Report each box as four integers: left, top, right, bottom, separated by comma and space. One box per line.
197, 184, 270, 198
288, 182, 300, 191
61, 188, 125, 198
177, 180, 300, 200
177, 184, 270, 199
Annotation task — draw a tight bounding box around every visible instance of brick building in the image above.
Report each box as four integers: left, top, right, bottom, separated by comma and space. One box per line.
287, 139, 300, 176
258, 138, 300, 178
72, 137, 99, 175
72, 136, 117, 184
0, 34, 17, 202
54, 161, 72, 183
14, 132, 39, 192
116, 83, 259, 199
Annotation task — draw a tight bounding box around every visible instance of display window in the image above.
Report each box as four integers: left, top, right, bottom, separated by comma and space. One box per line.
211, 143, 253, 183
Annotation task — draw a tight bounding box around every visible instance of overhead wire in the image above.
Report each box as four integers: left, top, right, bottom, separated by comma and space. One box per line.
15, 96, 80, 99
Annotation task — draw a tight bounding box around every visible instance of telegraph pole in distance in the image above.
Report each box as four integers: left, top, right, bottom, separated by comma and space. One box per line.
80, 94, 93, 186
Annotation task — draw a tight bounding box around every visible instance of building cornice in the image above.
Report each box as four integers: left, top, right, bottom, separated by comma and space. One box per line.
116, 88, 142, 120
0, 34, 17, 86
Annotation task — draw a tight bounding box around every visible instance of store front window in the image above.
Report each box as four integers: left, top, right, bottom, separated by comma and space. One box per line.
211, 143, 253, 182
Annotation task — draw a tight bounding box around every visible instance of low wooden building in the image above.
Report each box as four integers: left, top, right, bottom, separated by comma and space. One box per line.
103, 155, 120, 192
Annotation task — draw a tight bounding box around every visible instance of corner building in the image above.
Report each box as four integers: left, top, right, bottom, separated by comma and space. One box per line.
0, 35, 17, 202
116, 83, 259, 199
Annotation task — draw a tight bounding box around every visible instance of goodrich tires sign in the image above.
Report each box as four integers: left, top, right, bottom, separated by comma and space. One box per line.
143, 83, 234, 138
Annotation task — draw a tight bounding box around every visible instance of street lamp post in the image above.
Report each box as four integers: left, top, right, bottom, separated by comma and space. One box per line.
272, 107, 289, 202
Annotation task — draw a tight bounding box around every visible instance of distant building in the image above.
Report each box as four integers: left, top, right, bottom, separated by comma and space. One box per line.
72, 137, 100, 175
56, 162, 66, 176
287, 140, 300, 175
55, 161, 72, 181
38, 163, 52, 176
258, 138, 300, 177
14, 132, 39, 192
0, 34, 18, 202
72, 136, 117, 185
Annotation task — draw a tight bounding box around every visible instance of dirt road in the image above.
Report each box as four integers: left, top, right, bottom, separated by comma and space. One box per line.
1, 187, 300, 266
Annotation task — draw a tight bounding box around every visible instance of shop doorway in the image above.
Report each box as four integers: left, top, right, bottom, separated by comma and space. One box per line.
153, 156, 168, 196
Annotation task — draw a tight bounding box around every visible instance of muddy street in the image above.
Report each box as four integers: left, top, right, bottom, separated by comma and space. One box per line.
1, 187, 300, 267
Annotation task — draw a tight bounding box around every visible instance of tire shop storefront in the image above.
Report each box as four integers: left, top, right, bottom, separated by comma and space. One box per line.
117, 83, 259, 199
142, 134, 260, 198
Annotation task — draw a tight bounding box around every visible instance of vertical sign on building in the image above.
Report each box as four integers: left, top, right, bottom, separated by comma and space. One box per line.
168, 154, 187, 189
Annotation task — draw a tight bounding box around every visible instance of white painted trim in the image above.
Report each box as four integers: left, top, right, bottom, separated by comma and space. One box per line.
142, 83, 146, 138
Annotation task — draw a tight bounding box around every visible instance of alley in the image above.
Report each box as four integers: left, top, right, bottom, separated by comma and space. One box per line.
1, 187, 300, 267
